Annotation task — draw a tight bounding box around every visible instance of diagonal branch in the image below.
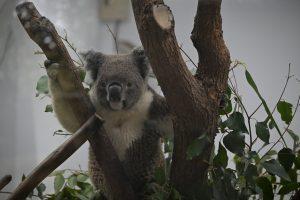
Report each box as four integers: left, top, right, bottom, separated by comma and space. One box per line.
10, 2, 137, 199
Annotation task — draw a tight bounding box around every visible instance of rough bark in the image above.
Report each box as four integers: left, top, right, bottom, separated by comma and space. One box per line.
131, 0, 230, 197
12, 2, 137, 200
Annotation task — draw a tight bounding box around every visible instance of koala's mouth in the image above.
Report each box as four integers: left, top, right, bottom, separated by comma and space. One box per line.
108, 100, 126, 111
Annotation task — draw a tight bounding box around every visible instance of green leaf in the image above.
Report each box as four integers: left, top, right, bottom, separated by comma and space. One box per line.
186, 134, 209, 160
278, 148, 295, 171
256, 177, 274, 200
277, 101, 293, 125
49, 170, 65, 177
36, 75, 49, 96
245, 70, 259, 93
223, 131, 245, 156
295, 156, 300, 169
37, 183, 46, 198
45, 104, 53, 112
244, 164, 258, 185
261, 159, 291, 181
268, 120, 275, 129
79, 69, 86, 82
54, 174, 65, 193
246, 70, 288, 148
224, 112, 248, 133
77, 174, 89, 182
154, 167, 166, 186
219, 87, 232, 115
255, 122, 270, 144
278, 182, 300, 195
67, 175, 77, 189
213, 143, 228, 168
22, 174, 26, 181
287, 129, 299, 142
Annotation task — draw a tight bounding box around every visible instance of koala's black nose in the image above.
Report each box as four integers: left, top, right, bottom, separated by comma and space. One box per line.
108, 83, 122, 102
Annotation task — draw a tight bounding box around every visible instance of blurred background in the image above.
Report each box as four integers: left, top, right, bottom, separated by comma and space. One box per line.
0, 0, 299, 197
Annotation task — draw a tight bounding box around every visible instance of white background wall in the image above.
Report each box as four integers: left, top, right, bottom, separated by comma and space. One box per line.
0, 0, 299, 198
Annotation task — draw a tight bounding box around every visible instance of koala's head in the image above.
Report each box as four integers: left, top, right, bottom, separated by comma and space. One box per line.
82, 47, 149, 111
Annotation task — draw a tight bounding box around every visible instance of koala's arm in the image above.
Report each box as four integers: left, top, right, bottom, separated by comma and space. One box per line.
148, 90, 174, 139
45, 60, 83, 133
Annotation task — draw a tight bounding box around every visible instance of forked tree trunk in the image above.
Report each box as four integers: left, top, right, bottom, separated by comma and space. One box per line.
131, 0, 230, 197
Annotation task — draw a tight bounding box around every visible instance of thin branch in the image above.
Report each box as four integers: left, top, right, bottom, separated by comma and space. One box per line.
7, 115, 100, 200
270, 63, 292, 115
106, 23, 120, 54
261, 96, 300, 160
249, 103, 263, 118
59, 30, 84, 67
179, 46, 198, 68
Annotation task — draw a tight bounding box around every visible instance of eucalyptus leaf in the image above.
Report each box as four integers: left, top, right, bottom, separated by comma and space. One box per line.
186, 134, 209, 160
256, 177, 274, 200
255, 122, 270, 143
244, 164, 258, 185
224, 112, 248, 133
77, 174, 89, 182
261, 159, 291, 181
277, 101, 293, 125
278, 183, 300, 195
213, 143, 228, 168
154, 167, 166, 186
54, 174, 65, 193
36, 75, 49, 96
278, 148, 295, 171
45, 104, 53, 112
67, 175, 77, 188
37, 183, 46, 198
223, 131, 245, 156
287, 129, 299, 141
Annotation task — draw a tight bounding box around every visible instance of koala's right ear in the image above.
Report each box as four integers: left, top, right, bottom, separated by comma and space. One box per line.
80, 50, 105, 84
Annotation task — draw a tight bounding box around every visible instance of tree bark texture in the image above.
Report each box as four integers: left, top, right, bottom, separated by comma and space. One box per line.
12, 2, 137, 200
131, 0, 230, 197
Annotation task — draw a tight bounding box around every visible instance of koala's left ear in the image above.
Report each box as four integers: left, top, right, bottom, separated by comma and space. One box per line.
80, 50, 105, 84
132, 47, 149, 79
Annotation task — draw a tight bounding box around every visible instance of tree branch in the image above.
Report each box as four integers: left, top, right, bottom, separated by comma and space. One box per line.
11, 2, 137, 199
8, 115, 99, 200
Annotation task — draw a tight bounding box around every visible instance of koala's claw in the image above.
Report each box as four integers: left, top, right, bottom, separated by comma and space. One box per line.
44, 59, 55, 68
45, 60, 60, 80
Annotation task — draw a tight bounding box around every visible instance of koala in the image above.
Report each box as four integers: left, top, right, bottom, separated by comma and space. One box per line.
45, 47, 173, 199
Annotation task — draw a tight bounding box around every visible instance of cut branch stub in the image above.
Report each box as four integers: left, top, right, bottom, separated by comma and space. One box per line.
152, 4, 174, 30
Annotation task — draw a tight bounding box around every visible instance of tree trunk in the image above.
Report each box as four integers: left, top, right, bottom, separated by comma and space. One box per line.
131, 0, 230, 198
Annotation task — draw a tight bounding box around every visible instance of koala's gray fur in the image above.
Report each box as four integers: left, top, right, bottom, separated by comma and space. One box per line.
45, 47, 173, 199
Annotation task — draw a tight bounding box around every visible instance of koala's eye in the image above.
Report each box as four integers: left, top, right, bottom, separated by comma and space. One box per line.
127, 82, 132, 88
101, 81, 106, 87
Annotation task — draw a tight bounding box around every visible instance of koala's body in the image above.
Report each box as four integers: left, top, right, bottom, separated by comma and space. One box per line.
45, 48, 173, 199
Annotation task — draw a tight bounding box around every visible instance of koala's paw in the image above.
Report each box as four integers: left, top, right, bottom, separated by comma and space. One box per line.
44, 60, 61, 80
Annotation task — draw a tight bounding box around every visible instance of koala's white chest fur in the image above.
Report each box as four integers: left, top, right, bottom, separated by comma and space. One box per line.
97, 90, 153, 161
